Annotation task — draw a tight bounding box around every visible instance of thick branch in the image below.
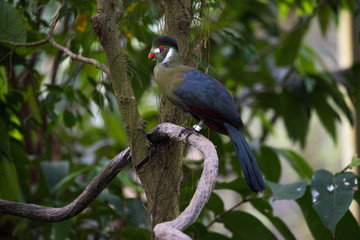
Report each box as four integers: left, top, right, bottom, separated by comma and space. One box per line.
0, 148, 131, 221
147, 123, 219, 240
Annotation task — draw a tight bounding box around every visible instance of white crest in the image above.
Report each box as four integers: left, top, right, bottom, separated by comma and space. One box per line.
162, 47, 174, 64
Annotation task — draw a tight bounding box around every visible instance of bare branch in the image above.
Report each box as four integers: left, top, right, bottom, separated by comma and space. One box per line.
0, 147, 131, 221
147, 123, 219, 240
0, 3, 109, 75
47, 36, 110, 74
206, 195, 271, 228
0, 38, 49, 47
0, 123, 219, 240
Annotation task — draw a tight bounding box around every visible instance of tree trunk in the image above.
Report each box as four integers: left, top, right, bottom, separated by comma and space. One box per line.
140, 0, 193, 228
92, 0, 195, 231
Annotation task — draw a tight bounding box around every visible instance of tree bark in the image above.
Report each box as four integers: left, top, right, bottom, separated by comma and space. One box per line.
91, 1, 149, 167
137, 0, 193, 228
90, 0, 198, 231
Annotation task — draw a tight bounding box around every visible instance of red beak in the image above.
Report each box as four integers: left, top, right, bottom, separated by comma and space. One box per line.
148, 52, 155, 59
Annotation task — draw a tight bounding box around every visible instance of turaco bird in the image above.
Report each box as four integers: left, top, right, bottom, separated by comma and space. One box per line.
148, 36, 265, 192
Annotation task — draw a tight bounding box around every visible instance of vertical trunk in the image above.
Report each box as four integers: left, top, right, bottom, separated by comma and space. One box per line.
92, 0, 197, 232
91, 1, 149, 165
141, 0, 192, 228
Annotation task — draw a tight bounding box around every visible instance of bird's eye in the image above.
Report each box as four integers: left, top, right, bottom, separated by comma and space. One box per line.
159, 46, 165, 52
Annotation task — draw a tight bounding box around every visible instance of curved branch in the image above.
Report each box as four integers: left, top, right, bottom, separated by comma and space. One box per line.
147, 123, 219, 240
0, 147, 131, 221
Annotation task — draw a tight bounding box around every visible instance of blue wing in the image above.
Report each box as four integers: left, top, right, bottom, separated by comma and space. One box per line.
173, 68, 243, 134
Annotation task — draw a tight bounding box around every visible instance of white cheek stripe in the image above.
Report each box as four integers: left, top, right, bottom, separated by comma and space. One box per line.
154, 48, 160, 53
162, 47, 174, 64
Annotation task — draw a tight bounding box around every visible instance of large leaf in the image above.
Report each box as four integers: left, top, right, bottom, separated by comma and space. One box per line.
215, 177, 253, 196
0, 154, 21, 201
275, 26, 307, 66
53, 219, 71, 240
266, 180, 306, 201
222, 210, 277, 240
0, 117, 21, 201
334, 210, 360, 240
310, 169, 358, 234
0, 2, 27, 42
256, 146, 281, 182
63, 110, 77, 128
296, 187, 334, 239
206, 192, 225, 215
41, 161, 70, 195
275, 149, 313, 179
251, 199, 296, 240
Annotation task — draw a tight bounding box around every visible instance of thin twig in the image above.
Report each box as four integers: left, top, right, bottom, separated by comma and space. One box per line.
0, 3, 110, 75
0, 38, 49, 47
47, 36, 110, 74
206, 195, 272, 228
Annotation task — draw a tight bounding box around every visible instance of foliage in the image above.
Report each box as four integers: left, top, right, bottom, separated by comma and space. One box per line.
0, 0, 359, 239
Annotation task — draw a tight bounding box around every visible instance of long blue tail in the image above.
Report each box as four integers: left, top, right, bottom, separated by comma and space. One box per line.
224, 123, 265, 192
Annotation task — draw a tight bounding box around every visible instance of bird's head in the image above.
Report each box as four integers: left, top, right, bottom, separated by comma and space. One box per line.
148, 36, 180, 65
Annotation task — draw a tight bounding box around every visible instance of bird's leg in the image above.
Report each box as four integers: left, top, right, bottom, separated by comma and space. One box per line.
193, 119, 205, 133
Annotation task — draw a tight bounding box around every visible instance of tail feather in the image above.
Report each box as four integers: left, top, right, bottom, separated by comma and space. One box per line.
224, 123, 265, 192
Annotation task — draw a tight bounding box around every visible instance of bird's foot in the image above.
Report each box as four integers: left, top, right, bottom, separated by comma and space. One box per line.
178, 120, 204, 141
178, 127, 198, 139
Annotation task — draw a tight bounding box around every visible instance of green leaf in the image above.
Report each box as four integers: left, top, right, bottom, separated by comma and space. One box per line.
0, 115, 10, 158
0, 117, 21, 201
215, 177, 253, 196
221, 211, 277, 240
52, 164, 93, 194
275, 27, 306, 66
251, 199, 296, 240
41, 161, 70, 194
0, 2, 27, 42
121, 227, 151, 240
0, 154, 21, 201
334, 210, 360, 240
275, 149, 313, 179
199, 232, 231, 240
349, 155, 360, 168
63, 110, 76, 128
311, 94, 339, 141
296, 187, 334, 239
256, 146, 281, 182
310, 170, 358, 234
53, 219, 71, 240
102, 193, 125, 216
318, 4, 332, 36
126, 198, 150, 228
206, 192, 224, 215
266, 180, 306, 201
